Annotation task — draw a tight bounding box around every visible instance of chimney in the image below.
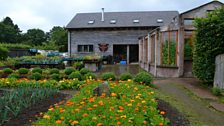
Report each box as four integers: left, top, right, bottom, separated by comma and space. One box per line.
101, 8, 104, 22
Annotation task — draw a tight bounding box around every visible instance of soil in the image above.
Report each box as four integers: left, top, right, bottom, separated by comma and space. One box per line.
158, 99, 190, 126
2, 92, 69, 126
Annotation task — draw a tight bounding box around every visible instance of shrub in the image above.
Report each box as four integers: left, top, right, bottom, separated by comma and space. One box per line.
32, 68, 42, 74
80, 68, 90, 75
68, 71, 82, 80
212, 87, 222, 96
64, 67, 75, 75
84, 72, 97, 80
73, 62, 84, 70
49, 68, 59, 75
120, 73, 133, 81
3, 68, 13, 74
134, 72, 153, 86
50, 74, 60, 81
8, 73, 19, 79
193, 8, 224, 83
18, 68, 29, 74
101, 72, 116, 81
30, 73, 42, 80
0, 46, 8, 61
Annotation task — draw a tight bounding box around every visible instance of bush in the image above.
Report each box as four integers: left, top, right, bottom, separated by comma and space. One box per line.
212, 87, 222, 96
30, 73, 42, 80
8, 73, 19, 79
18, 68, 29, 74
193, 8, 224, 83
73, 62, 84, 70
49, 68, 59, 75
134, 72, 153, 86
84, 72, 97, 80
68, 71, 82, 80
0, 46, 8, 61
64, 67, 75, 75
120, 73, 133, 81
32, 68, 42, 74
3, 68, 13, 74
50, 74, 60, 81
101, 72, 116, 81
80, 68, 90, 75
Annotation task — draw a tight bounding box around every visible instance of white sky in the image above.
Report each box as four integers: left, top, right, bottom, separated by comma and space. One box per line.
0, 0, 223, 32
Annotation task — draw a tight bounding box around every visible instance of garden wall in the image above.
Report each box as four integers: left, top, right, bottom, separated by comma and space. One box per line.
214, 54, 224, 89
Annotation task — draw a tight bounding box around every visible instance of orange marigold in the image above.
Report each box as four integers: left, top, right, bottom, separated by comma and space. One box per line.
160, 111, 165, 115
55, 120, 61, 124
83, 113, 88, 117
71, 120, 79, 125
117, 121, 121, 125
97, 123, 103, 126
88, 107, 93, 111
118, 106, 124, 110
159, 122, 164, 126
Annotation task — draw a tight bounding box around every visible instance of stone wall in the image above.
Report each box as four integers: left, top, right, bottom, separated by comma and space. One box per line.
214, 54, 224, 89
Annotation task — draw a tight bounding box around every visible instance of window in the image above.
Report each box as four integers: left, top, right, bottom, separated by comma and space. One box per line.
110, 19, 116, 24
88, 20, 94, 24
157, 19, 163, 23
184, 19, 194, 25
78, 45, 93, 52
133, 19, 139, 23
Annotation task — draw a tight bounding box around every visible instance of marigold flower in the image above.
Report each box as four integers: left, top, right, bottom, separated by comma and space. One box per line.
127, 104, 132, 106
88, 107, 93, 111
93, 104, 98, 108
97, 123, 103, 126
127, 79, 132, 82
135, 107, 139, 111
71, 120, 79, 125
134, 87, 138, 91
98, 100, 104, 106
118, 106, 124, 110
120, 115, 126, 118
48, 108, 54, 111
55, 120, 61, 124
142, 100, 146, 104
111, 92, 117, 97
88, 97, 95, 102
43, 115, 50, 119
160, 111, 165, 115
83, 113, 88, 117
60, 116, 64, 120
143, 121, 147, 125
117, 121, 121, 125
159, 122, 164, 126
92, 117, 97, 121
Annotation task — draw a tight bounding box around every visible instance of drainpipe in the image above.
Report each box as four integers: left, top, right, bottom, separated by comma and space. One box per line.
101, 8, 104, 22
154, 32, 157, 77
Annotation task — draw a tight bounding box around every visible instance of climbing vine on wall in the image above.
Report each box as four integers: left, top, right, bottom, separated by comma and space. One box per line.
162, 40, 176, 65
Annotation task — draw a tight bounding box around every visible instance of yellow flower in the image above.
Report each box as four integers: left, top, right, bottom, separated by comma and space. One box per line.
120, 115, 126, 118
127, 104, 132, 106
130, 99, 135, 102
135, 95, 140, 99
111, 92, 117, 97
43, 115, 50, 119
127, 79, 132, 82
55, 120, 61, 124
48, 108, 54, 111
71, 120, 79, 125
142, 100, 146, 104
134, 87, 138, 91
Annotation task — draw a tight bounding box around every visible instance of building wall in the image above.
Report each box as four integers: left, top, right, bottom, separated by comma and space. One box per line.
69, 28, 153, 56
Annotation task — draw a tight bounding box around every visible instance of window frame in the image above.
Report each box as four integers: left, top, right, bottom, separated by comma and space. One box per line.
77, 45, 94, 53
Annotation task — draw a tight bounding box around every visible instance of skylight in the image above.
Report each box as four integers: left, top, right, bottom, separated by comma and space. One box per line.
157, 19, 163, 23
110, 19, 116, 24
133, 19, 139, 23
88, 20, 94, 24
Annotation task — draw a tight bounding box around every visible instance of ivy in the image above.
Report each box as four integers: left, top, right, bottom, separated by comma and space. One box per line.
193, 7, 224, 83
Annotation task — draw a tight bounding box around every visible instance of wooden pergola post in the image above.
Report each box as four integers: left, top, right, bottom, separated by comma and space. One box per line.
168, 31, 171, 64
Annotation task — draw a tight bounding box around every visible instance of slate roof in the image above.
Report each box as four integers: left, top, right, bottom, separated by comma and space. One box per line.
66, 11, 179, 29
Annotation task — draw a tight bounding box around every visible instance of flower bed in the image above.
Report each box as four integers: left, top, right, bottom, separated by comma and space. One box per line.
33, 80, 169, 126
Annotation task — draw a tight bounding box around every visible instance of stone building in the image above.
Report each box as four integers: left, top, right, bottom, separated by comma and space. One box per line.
66, 10, 178, 64
139, 1, 223, 77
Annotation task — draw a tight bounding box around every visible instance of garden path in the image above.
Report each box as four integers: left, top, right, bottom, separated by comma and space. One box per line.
154, 78, 224, 126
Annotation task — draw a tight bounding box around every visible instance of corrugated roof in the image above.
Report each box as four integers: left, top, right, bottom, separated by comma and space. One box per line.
66, 11, 179, 29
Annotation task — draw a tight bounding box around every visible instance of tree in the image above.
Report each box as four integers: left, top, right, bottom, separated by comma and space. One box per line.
24, 28, 47, 46
48, 26, 68, 52
193, 7, 224, 83
0, 17, 22, 43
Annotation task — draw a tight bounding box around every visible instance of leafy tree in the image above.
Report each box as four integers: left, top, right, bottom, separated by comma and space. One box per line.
48, 26, 68, 52
24, 28, 47, 46
193, 7, 224, 83
0, 17, 22, 43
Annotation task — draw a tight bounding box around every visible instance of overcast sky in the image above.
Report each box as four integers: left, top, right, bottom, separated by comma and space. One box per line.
0, 0, 223, 32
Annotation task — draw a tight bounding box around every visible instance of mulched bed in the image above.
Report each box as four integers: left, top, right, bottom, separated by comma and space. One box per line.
2, 92, 69, 126
0, 89, 189, 126
158, 99, 190, 126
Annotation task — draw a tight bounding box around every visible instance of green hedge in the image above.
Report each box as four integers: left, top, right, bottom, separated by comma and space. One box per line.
0, 47, 8, 61
193, 7, 224, 83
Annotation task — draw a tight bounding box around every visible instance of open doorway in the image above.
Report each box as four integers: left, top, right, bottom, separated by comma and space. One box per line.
129, 45, 139, 63
113, 45, 127, 63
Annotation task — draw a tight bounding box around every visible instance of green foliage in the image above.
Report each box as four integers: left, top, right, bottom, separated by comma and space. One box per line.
64, 67, 75, 75
68, 71, 82, 80
120, 73, 133, 81
73, 62, 84, 70
162, 40, 176, 65
80, 68, 90, 75
30, 72, 42, 80
0, 47, 8, 61
0, 85, 57, 125
84, 72, 97, 80
0, 43, 31, 49
3, 68, 13, 74
7, 73, 19, 79
18, 68, 29, 74
212, 87, 222, 96
49, 68, 59, 75
184, 39, 193, 59
134, 72, 153, 86
50, 74, 60, 81
193, 7, 224, 83
32, 67, 42, 74
101, 72, 116, 81
24, 28, 47, 46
